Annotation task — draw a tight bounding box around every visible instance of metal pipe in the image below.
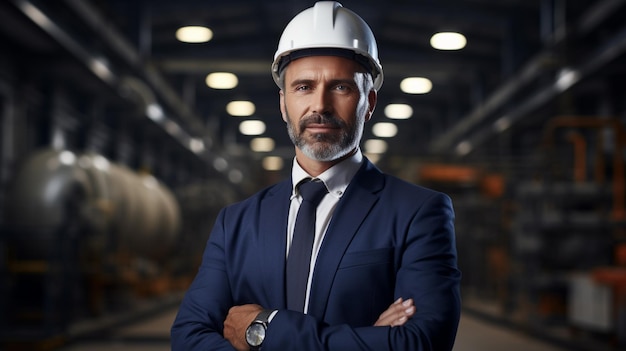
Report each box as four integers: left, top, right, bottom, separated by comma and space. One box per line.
430, 0, 626, 155
565, 131, 587, 183
542, 116, 626, 220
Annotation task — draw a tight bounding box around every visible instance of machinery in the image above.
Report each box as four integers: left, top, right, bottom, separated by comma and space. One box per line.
2, 148, 182, 347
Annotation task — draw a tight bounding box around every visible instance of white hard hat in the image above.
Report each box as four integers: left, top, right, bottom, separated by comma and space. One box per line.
272, 1, 383, 90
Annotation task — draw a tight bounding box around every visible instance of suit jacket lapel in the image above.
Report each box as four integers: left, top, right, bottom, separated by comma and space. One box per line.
258, 180, 291, 308
307, 160, 384, 318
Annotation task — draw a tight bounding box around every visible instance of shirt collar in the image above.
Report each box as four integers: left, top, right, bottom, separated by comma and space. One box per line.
291, 150, 363, 199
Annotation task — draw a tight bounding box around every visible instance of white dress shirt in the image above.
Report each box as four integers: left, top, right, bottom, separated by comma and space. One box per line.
287, 150, 363, 313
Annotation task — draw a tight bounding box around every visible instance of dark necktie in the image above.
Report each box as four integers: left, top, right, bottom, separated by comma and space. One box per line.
286, 179, 328, 312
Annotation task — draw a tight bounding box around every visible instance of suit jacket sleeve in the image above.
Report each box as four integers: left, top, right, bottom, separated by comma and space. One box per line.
171, 207, 237, 351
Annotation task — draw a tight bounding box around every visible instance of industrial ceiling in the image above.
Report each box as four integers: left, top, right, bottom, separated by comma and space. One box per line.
1, 0, 625, 179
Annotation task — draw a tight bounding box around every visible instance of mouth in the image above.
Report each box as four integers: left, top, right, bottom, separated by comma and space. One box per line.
304, 123, 339, 134
301, 114, 342, 134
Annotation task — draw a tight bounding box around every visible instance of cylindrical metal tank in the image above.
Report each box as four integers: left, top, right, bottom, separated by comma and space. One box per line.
5, 148, 181, 260
6, 149, 96, 258
121, 172, 180, 259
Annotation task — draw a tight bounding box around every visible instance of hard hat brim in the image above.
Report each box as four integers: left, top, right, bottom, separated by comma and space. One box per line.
274, 48, 380, 83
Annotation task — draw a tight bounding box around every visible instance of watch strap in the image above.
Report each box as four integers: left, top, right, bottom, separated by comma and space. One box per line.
254, 309, 274, 324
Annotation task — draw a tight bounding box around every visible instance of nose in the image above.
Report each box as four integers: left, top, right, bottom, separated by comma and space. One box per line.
311, 88, 332, 115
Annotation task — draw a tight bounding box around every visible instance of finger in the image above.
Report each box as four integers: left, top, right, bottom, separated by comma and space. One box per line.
375, 305, 407, 326
376, 309, 407, 327
388, 305, 414, 327
375, 299, 416, 327
390, 315, 407, 327
402, 299, 416, 317
377, 298, 403, 321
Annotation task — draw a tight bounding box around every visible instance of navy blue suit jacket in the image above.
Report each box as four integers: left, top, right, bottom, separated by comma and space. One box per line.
171, 159, 461, 350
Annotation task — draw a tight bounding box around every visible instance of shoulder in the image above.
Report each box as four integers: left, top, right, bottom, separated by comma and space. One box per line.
356, 159, 451, 205
383, 173, 452, 206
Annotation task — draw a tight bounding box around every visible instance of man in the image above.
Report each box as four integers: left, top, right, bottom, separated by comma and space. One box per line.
171, 2, 461, 350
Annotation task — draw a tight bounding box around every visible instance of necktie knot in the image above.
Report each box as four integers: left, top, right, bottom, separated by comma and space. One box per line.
298, 179, 328, 205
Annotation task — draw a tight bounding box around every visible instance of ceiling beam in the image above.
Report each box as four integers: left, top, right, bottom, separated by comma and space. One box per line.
428, 0, 626, 156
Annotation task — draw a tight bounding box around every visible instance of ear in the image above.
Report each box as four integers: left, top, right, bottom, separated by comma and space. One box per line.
365, 89, 377, 122
279, 90, 287, 122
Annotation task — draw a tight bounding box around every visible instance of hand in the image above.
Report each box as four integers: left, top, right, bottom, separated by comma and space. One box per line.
223, 304, 263, 351
374, 297, 415, 327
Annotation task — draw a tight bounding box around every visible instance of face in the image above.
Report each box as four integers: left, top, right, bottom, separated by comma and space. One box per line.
279, 55, 376, 162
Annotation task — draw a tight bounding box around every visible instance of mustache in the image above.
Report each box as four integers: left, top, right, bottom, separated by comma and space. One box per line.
299, 114, 343, 129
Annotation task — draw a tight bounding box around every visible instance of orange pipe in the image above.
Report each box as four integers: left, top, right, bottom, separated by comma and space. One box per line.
565, 131, 587, 183
595, 129, 606, 183
542, 116, 626, 220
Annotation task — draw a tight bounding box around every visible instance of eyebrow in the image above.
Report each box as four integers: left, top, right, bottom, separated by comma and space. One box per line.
289, 78, 357, 88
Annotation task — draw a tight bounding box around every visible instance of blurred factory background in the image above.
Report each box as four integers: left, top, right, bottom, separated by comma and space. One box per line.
0, 0, 625, 350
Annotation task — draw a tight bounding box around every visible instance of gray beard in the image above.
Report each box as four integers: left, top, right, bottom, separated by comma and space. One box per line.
285, 112, 363, 162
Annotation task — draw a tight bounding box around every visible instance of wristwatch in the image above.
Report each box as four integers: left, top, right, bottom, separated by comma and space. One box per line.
245, 309, 273, 350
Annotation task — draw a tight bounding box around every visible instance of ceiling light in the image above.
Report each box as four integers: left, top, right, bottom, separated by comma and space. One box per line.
364, 139, 388, 154
206, 72, 238, 89
555, 68, 580, 92
400, 77, 432, 94
250, 137, 275, 152
146, 103, 164, 121
262, 156, 284, 171
372, 122, 398, 138
239, 120, 266, 135
88, 57, 114, 82
455, 141, 473, 156
213, 157, 228, 171
493, 116, 512, 133
227, 100, 255, 116
176, 26, 213, 43
228, 169, 243, 183
384, 104, 413, 119
430, 32, 466, 50
164, 120, 182, 136
20, 2, 52, 30
189, 138, 205, 153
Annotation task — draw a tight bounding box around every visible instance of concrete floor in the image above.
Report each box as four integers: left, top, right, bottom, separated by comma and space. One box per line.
453, 314, 568, 351
57, 307, 569, 351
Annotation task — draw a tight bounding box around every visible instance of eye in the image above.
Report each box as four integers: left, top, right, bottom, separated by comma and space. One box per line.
333, 84, 353, 93
295, 84, 310, 92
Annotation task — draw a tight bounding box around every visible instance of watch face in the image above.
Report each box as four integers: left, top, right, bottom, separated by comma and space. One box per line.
245, 322, 266, 347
